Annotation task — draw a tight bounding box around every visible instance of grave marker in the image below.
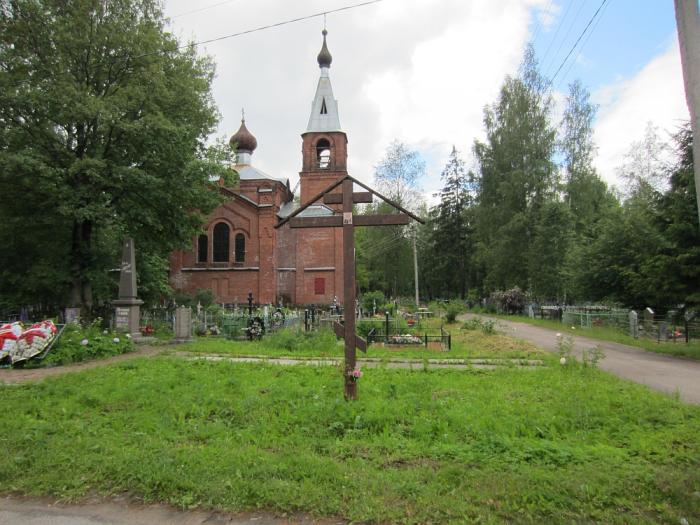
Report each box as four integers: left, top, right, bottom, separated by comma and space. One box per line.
276, 174, 423, 400
112, 238, 143, 339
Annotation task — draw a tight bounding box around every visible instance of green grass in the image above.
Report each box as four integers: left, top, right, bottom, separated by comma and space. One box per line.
1, 358, 699, 523
172, 324, 546, 361
483, 313, 700, 360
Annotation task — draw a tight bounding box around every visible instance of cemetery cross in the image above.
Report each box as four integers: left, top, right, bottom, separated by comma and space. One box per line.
276, 175, 423, 400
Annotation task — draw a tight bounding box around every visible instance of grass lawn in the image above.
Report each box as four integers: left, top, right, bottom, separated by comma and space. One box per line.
483, 313, 700, 361
1, 357, 699, 523
172, 323, 547, 362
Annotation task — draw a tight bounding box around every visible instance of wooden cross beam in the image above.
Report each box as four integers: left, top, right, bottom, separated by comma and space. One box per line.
276, 174, 423, 401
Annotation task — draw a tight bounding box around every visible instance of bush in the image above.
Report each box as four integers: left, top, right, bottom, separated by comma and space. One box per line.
361, 291, 385, 314
41, 320, 135, 366
445, 302, 463, 323
490, 287, 526, 314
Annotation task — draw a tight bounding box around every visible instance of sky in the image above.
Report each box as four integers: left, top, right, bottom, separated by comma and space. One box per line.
162, 0, 690, 200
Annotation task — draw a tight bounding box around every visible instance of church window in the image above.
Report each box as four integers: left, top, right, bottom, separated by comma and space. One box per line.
213, 223, 230, 262
314, 277, 325, 295
316, 138, 331, 169
235, 233, 246, 263
197, 234, 208, 263
320, 98, 327, 115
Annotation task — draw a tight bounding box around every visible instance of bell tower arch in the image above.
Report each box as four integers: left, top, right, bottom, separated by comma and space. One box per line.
299, 29, 348, 204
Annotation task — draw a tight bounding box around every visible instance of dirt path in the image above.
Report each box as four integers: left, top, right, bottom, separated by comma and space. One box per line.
0, 496, 335, 525
462, 314, 700, 404
0, 345, 162, 384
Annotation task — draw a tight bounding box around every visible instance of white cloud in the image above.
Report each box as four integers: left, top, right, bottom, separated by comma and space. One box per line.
163, 0, 545, 198
592, 40, 689, 189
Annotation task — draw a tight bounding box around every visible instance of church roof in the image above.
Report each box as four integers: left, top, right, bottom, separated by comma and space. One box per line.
307, 30, 341, 133
317, 29, 332, 68
276, 201, 334, 219
229, 117, 257, 152
235, 165, 287, 185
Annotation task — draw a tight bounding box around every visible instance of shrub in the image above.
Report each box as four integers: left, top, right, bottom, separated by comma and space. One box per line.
41, 320, 135, 366
490, 287, 526, 314
361, 291, 385, 314
445, 302, 463, 323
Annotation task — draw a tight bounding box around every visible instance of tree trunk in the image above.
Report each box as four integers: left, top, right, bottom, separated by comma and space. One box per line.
69, 219, 94, 318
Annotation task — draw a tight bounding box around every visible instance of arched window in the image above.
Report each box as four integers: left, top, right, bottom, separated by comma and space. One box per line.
213, 223, 230, 262
316, 138, 331, 169
197, 234, 208, 263
235, 233, 246, 263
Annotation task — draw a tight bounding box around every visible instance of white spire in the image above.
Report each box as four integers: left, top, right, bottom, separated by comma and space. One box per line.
306, 30, 341, 132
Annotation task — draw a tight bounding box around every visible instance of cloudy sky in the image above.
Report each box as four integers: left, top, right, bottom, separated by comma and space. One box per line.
162, 0, 689, 199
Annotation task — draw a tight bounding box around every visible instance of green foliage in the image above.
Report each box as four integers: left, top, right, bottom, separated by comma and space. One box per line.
460, 317, 496, 335
474, 46, 557, 293
360, 291, 385, 314
0, 0, 224, 312
1, 359, 699, 523
444, 301, 463, 323
491, 287, 526, 314
194, 289, 215, 308
261, 329, 337, 353
40, 320, 135, 366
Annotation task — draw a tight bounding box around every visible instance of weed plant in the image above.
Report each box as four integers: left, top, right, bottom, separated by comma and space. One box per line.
0, 358, 699, 523
36, 321, 135, 366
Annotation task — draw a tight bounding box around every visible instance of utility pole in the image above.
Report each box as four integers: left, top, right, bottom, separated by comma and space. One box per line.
674, 0, 700, 225
412, 232, 420, 307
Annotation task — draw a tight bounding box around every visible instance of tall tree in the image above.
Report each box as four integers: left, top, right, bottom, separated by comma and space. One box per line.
428, 147, 476, 298
0, 0, 226, 313
473, 45, 557, 292
560, 80, 615, 234
356, 141, 425, 298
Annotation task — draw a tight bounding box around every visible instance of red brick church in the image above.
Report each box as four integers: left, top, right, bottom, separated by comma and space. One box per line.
169, 30, 347, 306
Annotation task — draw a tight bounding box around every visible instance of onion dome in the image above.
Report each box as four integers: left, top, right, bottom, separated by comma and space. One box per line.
229, 117, 257, 153
317, 29, 332, 68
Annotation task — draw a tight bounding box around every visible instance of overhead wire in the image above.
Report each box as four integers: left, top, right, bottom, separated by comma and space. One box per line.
550, 0, 610, 84
539, 0, 574, 67
555, 0, 612, 90
136, 0, 385, 59
171, 0, 240, 19
543, 0, 587, 79
7, 0, 386, 87
530, 0, 555, 45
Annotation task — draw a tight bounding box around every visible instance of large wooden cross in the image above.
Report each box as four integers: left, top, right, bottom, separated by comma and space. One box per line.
276, 175, 423, 400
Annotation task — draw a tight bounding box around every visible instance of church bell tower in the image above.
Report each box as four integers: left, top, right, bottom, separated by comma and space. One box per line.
299, 29, 348, 204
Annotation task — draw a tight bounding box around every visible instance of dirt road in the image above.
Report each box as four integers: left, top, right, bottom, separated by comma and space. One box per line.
0, 496, 333, 525
463, 314, 700, 404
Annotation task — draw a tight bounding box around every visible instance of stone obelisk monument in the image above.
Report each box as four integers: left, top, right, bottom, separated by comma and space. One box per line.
113, 238, 143, 339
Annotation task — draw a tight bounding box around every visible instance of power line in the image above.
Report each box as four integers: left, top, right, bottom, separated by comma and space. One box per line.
556, 0, 612, 90
550, 0, 611, 84
540, 0, 574, 67
6, 0, 386, 88
171, 0, 240, 19
137, 0, 385, 59
544, 0, 587, 78
530, 0, 555, 45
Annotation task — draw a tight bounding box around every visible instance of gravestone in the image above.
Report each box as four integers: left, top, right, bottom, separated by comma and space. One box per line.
644, 307, 654, 334
64, 307, 81, 325
112, 238, 144, 339
174, 306, 193, 343
628, 310, 639, 338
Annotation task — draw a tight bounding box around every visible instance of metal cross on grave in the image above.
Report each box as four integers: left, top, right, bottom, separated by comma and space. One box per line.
275, 175, 423, 400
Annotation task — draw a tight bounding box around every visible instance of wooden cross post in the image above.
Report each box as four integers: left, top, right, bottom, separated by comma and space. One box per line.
276, 175, 423, 400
